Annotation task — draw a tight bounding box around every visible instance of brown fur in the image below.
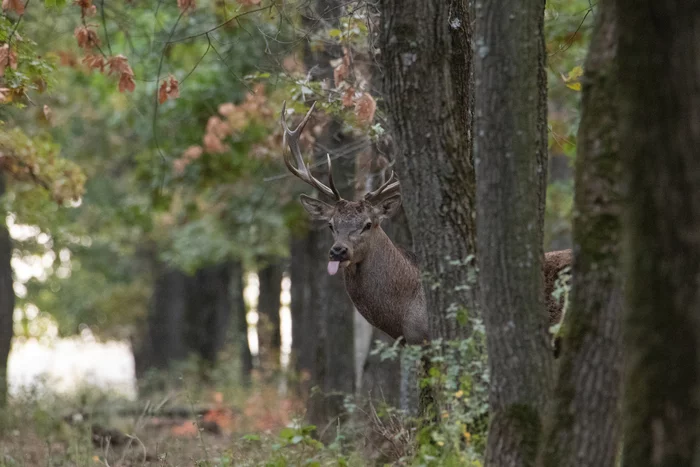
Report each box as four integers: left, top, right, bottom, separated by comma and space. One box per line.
300, 196, 572, 348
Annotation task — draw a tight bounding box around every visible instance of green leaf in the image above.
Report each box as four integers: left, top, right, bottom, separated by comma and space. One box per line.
279, 427, 296, 440
291, 435, 304, 444
328, 28, 342, 38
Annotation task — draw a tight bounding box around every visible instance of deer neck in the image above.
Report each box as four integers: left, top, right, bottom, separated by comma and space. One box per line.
342, 227, 421, 339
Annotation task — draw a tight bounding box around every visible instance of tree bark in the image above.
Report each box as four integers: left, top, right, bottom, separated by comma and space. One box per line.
538, 2, 623, 466
474, 0, 553, 465
380, 0, 477, 341
231, 261, 253, 382
257, 260, 283, 361
616, 0, 700, 465
0, 176, 13, 407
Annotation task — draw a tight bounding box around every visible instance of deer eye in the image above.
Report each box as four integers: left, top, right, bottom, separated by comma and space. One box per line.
362, 222, 372, 233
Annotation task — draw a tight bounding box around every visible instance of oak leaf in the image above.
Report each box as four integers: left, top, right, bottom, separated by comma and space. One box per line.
118, 73, 135, 93
74, 25, 100, 49
82, 53, 105, 72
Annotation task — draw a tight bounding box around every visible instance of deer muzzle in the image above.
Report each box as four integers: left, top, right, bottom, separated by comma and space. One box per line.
328, 244, 351, 275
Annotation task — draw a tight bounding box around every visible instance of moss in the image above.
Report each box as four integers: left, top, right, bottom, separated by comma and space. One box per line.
503, 403, 544, 467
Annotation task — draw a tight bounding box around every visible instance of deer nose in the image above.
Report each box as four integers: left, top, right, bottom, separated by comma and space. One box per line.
329, 245, 349, 261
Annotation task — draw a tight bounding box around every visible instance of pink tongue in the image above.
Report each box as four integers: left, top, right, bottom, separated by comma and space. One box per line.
327, 261, 340, 275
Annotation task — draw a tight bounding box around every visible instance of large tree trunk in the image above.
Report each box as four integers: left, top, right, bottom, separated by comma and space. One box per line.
257, 260, 283, 364
0, 176, 13, 407
538, 2, 623, 466
380, 0, 476, 341
474, 0, 553, 465
616, 0, 700, 465
231, 261, 253, 383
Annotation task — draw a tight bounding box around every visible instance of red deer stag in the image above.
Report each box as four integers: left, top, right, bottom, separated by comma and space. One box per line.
281, 102, 572, 348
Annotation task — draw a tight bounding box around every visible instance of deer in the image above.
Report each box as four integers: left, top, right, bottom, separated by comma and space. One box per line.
281, 101, 572, 350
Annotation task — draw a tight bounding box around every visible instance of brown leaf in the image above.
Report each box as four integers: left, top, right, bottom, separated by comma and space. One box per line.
107, 55, 132, 75
2, 0, 25, 15
237, 0, 261, 5
118, 73, 135, 93
74, 25, 100, 49
82, 53, 105, 72
177, 0, 195, 13
341, 87, 355, 107
333, 63, 348, 88
158, 75, 179, 104
354, 92, 376, 126
182, 145, 203, 161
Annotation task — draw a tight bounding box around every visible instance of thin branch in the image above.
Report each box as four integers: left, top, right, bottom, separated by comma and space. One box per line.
100, 0, 112, 55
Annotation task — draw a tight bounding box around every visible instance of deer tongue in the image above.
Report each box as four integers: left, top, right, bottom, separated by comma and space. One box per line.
327, 261, 340, 275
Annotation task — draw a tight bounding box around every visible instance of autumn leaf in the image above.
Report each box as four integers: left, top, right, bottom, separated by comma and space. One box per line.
74, 0, 96, 16
177, 0, 195, 13
74, 25, 100, 49
82, 53, 105, 72
0, 88, 10, 103
158, 75, 180, 104
561, 65, 583, 91
0, 44, 18, 77
237, 0, 261, 5
354, 92, 376, 126
118, 73, 135, 93
182, 145, 203, 161
2, 0, 25, 15
341, 87, 355, 107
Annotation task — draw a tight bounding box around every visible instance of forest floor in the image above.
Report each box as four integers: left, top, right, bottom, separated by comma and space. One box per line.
0, 370, 373, 467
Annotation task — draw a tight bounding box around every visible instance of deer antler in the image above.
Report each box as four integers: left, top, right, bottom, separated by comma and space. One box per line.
365, 170, 400, 204
281, 101, 342, 201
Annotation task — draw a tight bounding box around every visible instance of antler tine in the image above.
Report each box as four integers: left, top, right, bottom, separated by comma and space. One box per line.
281, 101, 342, 200
365, 170, 401, 203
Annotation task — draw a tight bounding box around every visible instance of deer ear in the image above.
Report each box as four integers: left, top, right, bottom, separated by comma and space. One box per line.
299, 194, 334, 221
373, 194, 402, 220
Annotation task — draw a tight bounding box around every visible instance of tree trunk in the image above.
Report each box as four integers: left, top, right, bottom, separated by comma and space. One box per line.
380, 0, 477, 341
0, 176, 13, 407
186, 263, 233, 373
616, 0, 700, 465
290, 234, 307, 373
257, 260, 283, 363
146, 266, 189, 371
231, 261, 253, 382
474, 0, 553, 465
538, 2, 623, 466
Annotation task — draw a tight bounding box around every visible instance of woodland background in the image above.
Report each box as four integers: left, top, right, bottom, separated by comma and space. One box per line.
0, 0, 697, 465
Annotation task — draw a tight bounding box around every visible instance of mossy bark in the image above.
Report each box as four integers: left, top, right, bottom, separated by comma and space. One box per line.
474, 0, 553, 465
616, 0, 700, 465
538, 2, 623, 466
379, 0, 477, 341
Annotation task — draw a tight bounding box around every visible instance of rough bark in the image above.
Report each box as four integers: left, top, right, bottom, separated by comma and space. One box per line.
0, 176, 13, 407
380, 0, 477, 340
474, 0, 553, 465
231, 261, 253, 382
616, 0, 700, 465
538, 2, 623, 466
257, 260, 283, 360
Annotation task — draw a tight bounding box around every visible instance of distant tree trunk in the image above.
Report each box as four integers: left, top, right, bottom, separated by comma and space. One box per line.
257, 260, 283, 363
146, 265, 189, 371
186, 263, 233, 373
0, 176, 13, 407
380, 0, 477, 341
616, 0, 700, 465
474, 0, 553, 465
301, 0, 357, 430
538, 2, 623, 466
231, 261, 253, 382
290, 235, 307, 372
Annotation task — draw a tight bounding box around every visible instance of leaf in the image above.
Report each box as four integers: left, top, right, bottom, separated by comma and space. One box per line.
2, 0, 25, 15
177, 0, 195, 13
158, 75, 180, 104
242, 434, 260, 442
291, 435, 304, 444
560, 65, 583, 92
354, 93, 376, 126
328, 28, 342, 38
278, 427, 295, 440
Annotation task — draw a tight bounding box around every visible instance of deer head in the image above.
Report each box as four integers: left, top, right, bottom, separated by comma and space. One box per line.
281, 101, 403, 276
